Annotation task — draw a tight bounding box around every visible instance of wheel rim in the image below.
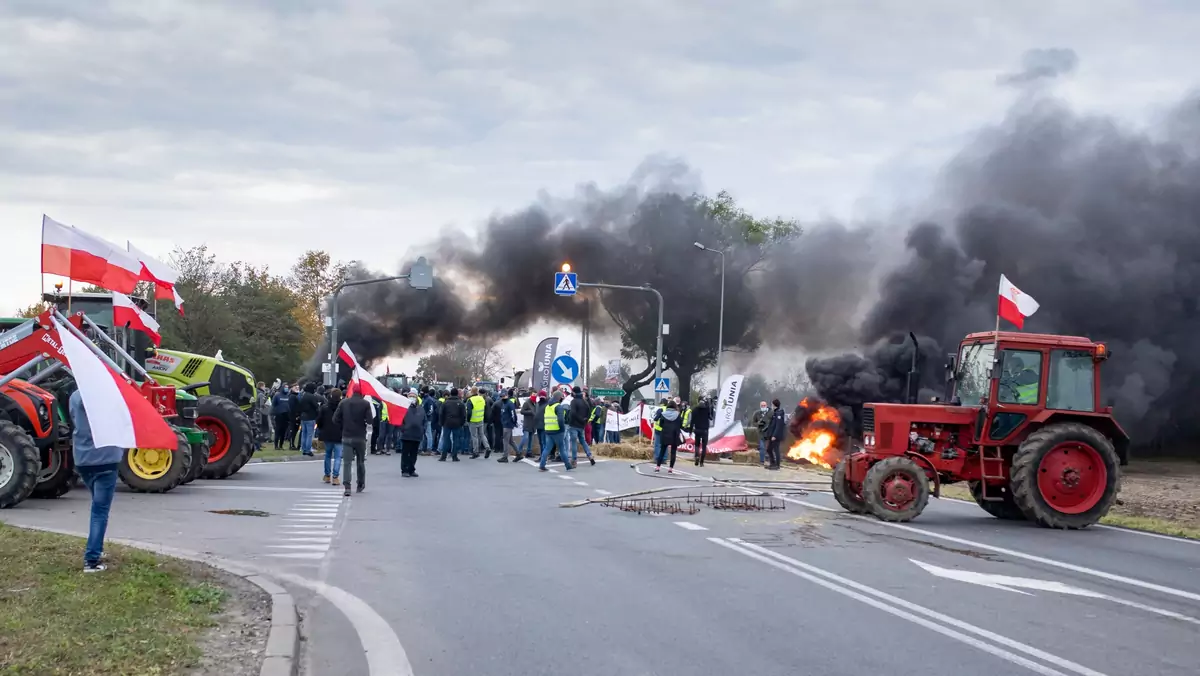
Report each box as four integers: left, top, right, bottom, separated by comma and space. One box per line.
0, 445, 14, 487
1037, 442, 1106, 514
38, 448, 61, 482
879, 471, 917, 511
127, 447, 173, 480
195, 417, 231, 463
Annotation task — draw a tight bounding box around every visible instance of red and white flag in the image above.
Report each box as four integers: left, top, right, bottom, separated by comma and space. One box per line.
52, 317, 177, 450
998, 274, 1040, 329
111, 292, 162, 346
41, 215, 147, 294
127, 241, 186, 316
339, 343, 410, 423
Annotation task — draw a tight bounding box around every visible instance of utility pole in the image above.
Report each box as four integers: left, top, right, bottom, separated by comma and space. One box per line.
693, 242, 726, 393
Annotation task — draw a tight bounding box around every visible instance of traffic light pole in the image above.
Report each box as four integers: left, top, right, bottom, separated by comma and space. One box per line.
577, 282, 664, 389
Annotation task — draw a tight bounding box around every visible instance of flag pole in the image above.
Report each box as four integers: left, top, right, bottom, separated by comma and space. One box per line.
67, 279, 72, 314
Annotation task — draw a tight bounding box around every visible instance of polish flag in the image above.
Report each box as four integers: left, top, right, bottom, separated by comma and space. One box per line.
127, 242, 186, 316
112, 292, 162, 346
42, 215, 148, 294
51, 316, 177, 450
339, 343, 410, 422
998, 274, 1040, 329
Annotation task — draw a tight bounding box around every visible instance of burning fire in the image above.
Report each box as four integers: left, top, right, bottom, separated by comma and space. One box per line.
787, 398, 842, 469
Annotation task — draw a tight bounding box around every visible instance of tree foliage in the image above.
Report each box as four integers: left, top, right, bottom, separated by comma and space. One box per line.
414, 341, 507, 386
14, 301, 51, 318
287, 250, 346, 356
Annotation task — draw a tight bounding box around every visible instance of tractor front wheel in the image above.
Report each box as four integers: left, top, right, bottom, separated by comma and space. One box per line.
832, 457, 868, 514
196, 396, 253, 479
968, 481, 1026, 521
119, 431, 193, 493
863, 456, 930, 522
0, 421, 40, 508
1010, 422, 1119, 529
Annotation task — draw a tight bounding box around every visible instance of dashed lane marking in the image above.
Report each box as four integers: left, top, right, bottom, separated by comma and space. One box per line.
674, 521, 708, 531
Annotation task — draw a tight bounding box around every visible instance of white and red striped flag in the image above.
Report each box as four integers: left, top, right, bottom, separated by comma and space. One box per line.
41, 215, 147, 294
52, 317, 177, 450
338, 343, 410, 423
111, 292, 162, 346
127, 241, 186, 316
998, 274, 1040, 329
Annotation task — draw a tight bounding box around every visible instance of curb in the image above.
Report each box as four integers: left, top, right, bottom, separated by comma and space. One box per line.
1, 523, 300, 676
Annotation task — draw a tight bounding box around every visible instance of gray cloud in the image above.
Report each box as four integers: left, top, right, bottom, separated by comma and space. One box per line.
998, 47, 1079, 86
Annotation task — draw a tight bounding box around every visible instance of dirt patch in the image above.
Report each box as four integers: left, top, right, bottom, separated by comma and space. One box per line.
186, 566, 272, 676
1111, 460, 1200, 531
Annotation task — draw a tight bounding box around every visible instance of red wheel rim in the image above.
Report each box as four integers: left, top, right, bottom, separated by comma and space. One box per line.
879, 471, 916, 511
195, 417, 231, 463
1037, 442, 1106, 514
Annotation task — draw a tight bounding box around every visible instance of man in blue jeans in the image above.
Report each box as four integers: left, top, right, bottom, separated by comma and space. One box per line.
69, 389, 121, 573
538, 392, 571, 471
566, 386, 596, 466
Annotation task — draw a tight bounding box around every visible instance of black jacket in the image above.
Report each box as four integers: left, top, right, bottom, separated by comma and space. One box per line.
489, 396, 504, 426
298, 392, 323, 421
568, 396, 591, 427
316, 396, 343, 443
400, 405, 426, 442
333, 395, 374, 440
440, 396, 467, 429
534, 398, 548, 431
520, 398, 536, 429
287, 392, 301, 419
689, 402, 712, 433
765, 406, 786, 440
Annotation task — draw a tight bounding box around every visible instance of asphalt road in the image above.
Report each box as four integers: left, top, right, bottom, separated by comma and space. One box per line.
3, 453, 1198, 676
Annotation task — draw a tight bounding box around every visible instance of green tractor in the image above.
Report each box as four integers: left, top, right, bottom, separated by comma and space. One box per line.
144, 349, 258, 479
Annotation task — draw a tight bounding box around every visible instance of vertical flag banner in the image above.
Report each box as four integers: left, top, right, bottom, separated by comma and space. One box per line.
530, 337, 559, 393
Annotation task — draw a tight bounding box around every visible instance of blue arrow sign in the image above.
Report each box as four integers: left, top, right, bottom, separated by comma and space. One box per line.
552, 355, 580, 384
554, 271, 578, 296
654, 377, 670, 393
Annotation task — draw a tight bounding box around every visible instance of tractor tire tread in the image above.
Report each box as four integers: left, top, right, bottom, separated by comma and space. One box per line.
832, 457, 868, 514
31, 447, 74, 499
0, 421, 41, 509
196, 396, 253, 480
862, 456, 930, 522
967, 481, 1026, 521
1010, 422, 1120, 530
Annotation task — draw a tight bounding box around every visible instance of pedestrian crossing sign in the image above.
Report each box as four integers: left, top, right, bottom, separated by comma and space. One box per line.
654, 377, 670, 393
554, 271, 578, 296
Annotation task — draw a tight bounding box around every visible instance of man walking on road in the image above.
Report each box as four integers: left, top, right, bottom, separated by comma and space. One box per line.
68, 389, 120, 573
498, 388, 520, 462
690, 395, 713, 467
764, 398, 786, 470
519, 393, 537, 458
567, 385, 596, 466
438, 388, 467, 462
316, 388, 344, 485
399, 392, 425, 478
466, 387, 491, 459
297, 382, 322, 457
334, 387, 374, 496
538, 392, 571, 472
271, 385, 291, 450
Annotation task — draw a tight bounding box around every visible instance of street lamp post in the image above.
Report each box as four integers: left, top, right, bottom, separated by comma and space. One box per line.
693, 242, 726, 394
327, 256, 433, 386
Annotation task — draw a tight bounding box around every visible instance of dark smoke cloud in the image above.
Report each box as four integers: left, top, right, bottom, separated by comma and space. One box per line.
997, 47, 1079, 86
808, 94, 1200, 448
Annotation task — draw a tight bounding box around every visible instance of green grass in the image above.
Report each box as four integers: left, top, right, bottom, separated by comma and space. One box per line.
1098, 514, 1200, 540
0, 523, 227, 676
251, 447, 311, 462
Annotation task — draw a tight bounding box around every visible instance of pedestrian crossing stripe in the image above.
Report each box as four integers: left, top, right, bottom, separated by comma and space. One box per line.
556, 275, 576, 293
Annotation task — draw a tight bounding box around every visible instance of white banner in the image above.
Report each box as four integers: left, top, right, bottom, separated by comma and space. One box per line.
711, 374, 745, 439
605, 359, 621, 384
606, 407, 644, 431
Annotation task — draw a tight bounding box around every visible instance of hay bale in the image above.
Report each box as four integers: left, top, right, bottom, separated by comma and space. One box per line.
593, 442, 653, 461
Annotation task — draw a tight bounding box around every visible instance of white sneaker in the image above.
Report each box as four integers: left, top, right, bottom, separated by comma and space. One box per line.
83, 563, 107, 573
655, 466, 661, 472
668, 468, 674, 474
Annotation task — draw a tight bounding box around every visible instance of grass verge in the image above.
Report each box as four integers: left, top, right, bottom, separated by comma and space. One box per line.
0, 523, 227, 675
251, 447, 313, 462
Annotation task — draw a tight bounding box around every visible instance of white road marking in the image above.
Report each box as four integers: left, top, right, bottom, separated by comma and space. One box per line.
674, 521, 708, 531
277, 537, 333, 544
284, 518, 337, 523
558, 475, 573, 480
279, 530, 334, 536
247, 459, 324, 465
594, 489, 613, 495
1095, 524, 1200, 545
290, 509, 340, 514
573, 481, 589, 486
186, 485, 335, 492
714, 538, 1103, 676
268, 544, 330, 551
266, 552, 326, 559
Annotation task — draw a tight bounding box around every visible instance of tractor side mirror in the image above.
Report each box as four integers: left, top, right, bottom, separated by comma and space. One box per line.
991, 355, 1003, 380
944, 354, 956, 381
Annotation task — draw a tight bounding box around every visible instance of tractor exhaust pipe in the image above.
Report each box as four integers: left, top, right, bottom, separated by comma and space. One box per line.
906, 332, 920, 404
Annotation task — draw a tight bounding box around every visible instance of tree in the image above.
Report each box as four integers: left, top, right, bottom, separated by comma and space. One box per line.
14, 301, 51, 318
599, 191, 801, 405
287, 250, 346, 356
415, 342, 507, 386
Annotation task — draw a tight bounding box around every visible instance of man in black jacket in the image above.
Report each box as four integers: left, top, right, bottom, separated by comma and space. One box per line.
438, 388, 467, 462
298, 382, 322, 457
287, 385, 301, 450
398, 393, 425, 478
764, 398, 786, 470
689, 396, 713, 467
316, 388, 344, 485
567, 386, 595, 466
333, 388, 374, 495
519, 394, 537, 458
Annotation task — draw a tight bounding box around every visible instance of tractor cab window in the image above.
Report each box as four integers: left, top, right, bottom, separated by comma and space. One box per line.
1047, 349, 1095, 411
955, 341, 995, 405
998, 350, 1042, 405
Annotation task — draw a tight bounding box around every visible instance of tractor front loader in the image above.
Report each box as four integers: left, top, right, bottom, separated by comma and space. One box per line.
0, 310, 196, 496
832, 331, 1126, 530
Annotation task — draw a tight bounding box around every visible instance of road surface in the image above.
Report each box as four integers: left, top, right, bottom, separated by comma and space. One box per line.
3, 453, 1197, 676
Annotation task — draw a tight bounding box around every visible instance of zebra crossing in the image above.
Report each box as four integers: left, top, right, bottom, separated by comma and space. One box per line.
267, 491, 345, 561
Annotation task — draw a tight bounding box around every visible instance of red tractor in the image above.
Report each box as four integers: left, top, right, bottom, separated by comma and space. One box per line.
832, 331, 1126, 529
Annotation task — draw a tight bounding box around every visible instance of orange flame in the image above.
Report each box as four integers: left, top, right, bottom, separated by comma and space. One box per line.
787, 401, 842, 469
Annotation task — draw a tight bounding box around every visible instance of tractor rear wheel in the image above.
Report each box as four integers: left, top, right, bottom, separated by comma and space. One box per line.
1010, 422, 1119, 529
863, 456, 930, 522
968, 481, 1026, 521
0, 421, 40, 508
32, 446, 74, 499
119, 430, 193, 493
196, 396, 253, 479
832, 457, 868, 514
180, 441, 209, 485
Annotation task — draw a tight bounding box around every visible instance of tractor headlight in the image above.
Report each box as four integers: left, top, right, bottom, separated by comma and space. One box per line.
864, 434, 875, 448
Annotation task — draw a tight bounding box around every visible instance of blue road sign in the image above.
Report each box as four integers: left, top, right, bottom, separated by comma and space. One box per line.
552, 355, 580, 384
654, 377, 670, 393
554, 271, 578, 296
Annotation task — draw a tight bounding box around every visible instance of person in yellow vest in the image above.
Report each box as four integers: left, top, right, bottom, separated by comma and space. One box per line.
538, 392, 571, 471
465, 387, 491, 459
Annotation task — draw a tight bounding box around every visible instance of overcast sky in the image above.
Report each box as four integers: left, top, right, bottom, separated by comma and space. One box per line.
2, 0, 1198, 378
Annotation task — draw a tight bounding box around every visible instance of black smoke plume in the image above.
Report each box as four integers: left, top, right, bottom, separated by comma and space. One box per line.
808, 94, 1200, 449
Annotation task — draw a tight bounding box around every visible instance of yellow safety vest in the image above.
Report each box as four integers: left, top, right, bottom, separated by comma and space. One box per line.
653, 412, 663, 432
682, 409, 692, 428
469, 395, 486, 423
380, 402, 389, 422
439, 397, 445, 403
544, 403, 561, 432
